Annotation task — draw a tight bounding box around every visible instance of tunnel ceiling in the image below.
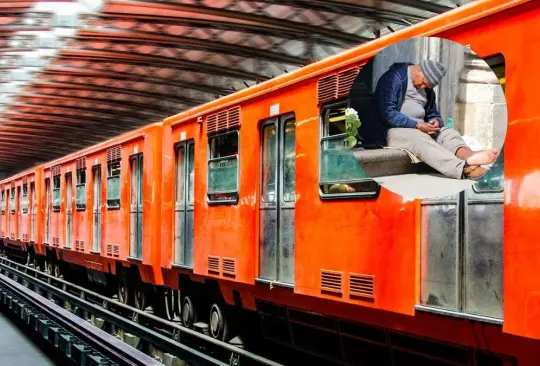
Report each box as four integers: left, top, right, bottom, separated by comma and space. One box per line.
0, 0, 465, 175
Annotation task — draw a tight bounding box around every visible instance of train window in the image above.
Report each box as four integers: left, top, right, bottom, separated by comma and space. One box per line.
207, 130, 239, 203
10, 187, 15, 214
76, 168, 86, 210
107, 160, 121, 209
1, 190, 5, 215
21, 184, 28, 214
319, 100, 380, 199
53, 175, 61, 212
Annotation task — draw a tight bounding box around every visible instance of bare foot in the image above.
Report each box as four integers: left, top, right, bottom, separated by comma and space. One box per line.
466, 149, 498, 166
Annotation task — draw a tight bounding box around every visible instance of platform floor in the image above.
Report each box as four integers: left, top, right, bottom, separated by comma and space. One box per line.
0, 311, 55, 365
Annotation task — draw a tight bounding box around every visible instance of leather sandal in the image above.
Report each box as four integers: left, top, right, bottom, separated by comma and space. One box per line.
463, 165, 487, 180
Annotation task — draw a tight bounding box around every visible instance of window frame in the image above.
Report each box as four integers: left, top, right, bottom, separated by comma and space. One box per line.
10, 187, 16, 214
107, 159, 121, 210
1, 190, 5, 215
206, 129, 240, 205
76, 167, 87, 211
318, 99, 381, 200
21, 183, 28, 214
52, 174, 61, 212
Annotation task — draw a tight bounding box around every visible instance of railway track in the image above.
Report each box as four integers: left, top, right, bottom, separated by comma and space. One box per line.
0, 256, 284, 366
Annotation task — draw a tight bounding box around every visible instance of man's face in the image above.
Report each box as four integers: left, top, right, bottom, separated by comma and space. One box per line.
413, 69, 432, 89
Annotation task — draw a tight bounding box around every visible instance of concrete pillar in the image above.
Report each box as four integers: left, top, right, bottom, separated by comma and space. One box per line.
454, 52, 507, 149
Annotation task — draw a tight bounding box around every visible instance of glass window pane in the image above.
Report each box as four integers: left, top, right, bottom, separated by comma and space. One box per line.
473, 148, 504, 193
176, 146, 185, 204
208, 157, 238, 198
320, 136, 369, 183
187, 143, 195, 206
208, 132, 238, 202
261, 124, 277, 203
131, 158, 137, 204
282, 119, 296, 203
420, 203, 459, 311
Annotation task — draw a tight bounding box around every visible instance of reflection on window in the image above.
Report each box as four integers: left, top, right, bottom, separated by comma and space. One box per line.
22, 184, 28, 214
208, 131, 239, 203
10, 187, 15, 214
261, 123, 277, 203
283, 119, 296, 202
319, 101, 380, 198
1, 190, 5, 215
52, 176, 61, 212
107, 160, 121, 209
473, 148, 504, 193
76, 168, 86, 210
187, 143, 195, 206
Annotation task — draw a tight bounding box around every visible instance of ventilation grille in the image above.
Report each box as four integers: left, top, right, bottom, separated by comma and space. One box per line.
106, 243, 113, 256
51, 165, 61, 176
76, 157, 87, 171
22, 234, 28, 242
106, 145, 121, 162
222, 258, 236, 277
75, 240, 85, 251
208, 256, 220, 274
10, 232, 15, 239
317, 66, 362, 104
349, 273, 375, 299
113, 244, 119, 257
321, 270, 343, 294
52, 237, 60, 246
206, 105, 241, 135
317, 74, 338, 104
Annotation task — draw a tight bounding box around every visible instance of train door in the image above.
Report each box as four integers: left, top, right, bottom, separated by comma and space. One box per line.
130, 154, 143, 258
92, 166, 101, 252
419, 55, 505, 320
174, 140, 195, 267
259, 113, 296, 285
30, 183, 36, 242
45, 178, 50, 243
65, 173, 72, 248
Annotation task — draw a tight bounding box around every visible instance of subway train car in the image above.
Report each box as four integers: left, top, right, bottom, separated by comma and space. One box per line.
158, 0, 540, 364
2, 0, 540, 365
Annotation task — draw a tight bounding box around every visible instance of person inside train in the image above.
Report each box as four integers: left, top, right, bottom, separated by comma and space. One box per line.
361, 60, 499, 180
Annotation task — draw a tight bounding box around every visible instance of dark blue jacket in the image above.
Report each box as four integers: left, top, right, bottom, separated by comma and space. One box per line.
358, 62, 444, 147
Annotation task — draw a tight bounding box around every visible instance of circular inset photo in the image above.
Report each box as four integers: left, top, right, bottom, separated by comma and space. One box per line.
346, 36, 507, 199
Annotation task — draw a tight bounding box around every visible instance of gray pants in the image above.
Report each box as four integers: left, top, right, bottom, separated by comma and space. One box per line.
387, 126, 468, 179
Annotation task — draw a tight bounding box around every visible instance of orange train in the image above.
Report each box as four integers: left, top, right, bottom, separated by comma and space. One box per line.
2, 0, 540, 364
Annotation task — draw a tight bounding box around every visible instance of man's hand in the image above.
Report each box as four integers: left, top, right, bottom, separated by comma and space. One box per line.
417, 121, 440, 135
428, 119, 440, 128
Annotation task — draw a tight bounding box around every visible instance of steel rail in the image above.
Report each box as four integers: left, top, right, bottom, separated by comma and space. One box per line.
0, 268, 162, 366
0, 256, 284, 366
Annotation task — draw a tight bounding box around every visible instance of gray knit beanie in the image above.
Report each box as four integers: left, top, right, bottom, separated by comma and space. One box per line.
420, 60, 447, 88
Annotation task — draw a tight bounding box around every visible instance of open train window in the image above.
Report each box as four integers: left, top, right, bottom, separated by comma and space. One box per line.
319, 100, 380, 199
207, 130, 239, 204
107, 160, 121, 209
53, 175, 61, 212
10, 187, 15, 214
1, 190, 5, 215
472, 54, 506, 194
21, 184, 28, 214
76, 167, 86, 210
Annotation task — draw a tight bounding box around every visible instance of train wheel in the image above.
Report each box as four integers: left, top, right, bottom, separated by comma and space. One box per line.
209, 303, 230, 342
181, 295, 199, 328
118, 273, 131, 305
134, 282, 147, 310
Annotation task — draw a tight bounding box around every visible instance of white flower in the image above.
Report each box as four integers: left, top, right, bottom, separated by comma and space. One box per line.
345, 108, 358, 118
